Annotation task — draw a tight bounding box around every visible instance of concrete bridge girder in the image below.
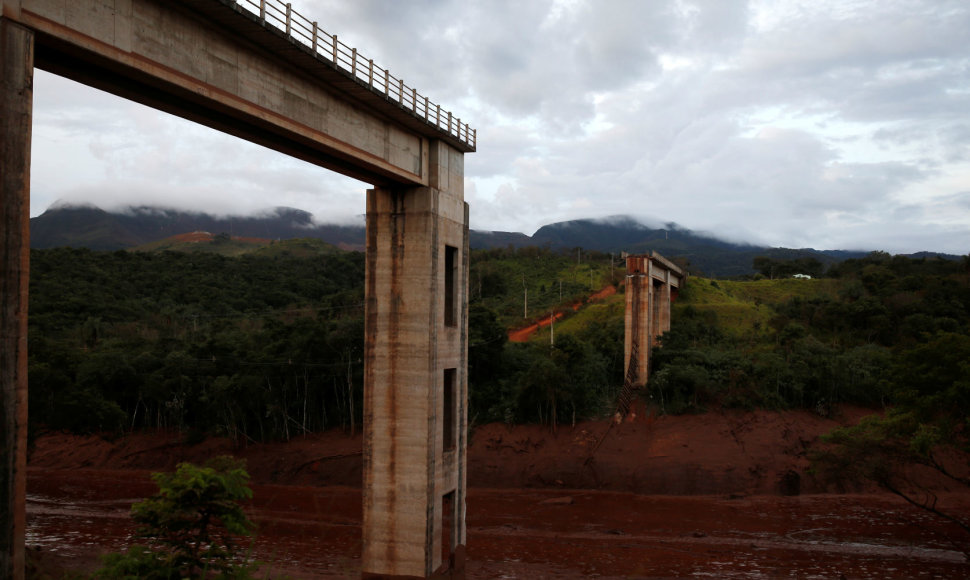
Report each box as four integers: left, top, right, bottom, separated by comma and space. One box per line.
0, 1, 472, 578
11, 0, 460, 186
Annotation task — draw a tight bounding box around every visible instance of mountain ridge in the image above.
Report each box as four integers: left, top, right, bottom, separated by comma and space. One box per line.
29, 204, 959, 276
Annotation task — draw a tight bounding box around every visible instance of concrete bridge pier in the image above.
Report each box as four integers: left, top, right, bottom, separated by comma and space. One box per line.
363, 142, 468, 579
624, 260, 650, 389
623, 253, 684, 390
0, 17, 32, 580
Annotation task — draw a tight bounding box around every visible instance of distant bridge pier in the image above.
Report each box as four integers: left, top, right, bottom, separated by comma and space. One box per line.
0, 17, 32, 579
623, 253, 684, 391
363, 141, 468, 579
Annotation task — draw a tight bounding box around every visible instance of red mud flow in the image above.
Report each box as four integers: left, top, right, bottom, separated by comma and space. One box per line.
27, 407, 970, 578
508, 284, 617, 342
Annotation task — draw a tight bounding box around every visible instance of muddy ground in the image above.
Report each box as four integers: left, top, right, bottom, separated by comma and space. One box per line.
26, 407, 970, 578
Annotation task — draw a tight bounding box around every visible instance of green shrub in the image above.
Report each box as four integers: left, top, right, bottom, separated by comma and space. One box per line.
93, 456, 256, 579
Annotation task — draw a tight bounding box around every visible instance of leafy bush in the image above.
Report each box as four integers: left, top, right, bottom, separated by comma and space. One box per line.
93, 456, 256, 579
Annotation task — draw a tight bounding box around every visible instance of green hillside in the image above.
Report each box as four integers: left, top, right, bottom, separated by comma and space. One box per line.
25, 244, 970, 439
131, 234, 341, 258
674, 277, 841, 337
471, 246, 618, 329
648, 254, 969, 414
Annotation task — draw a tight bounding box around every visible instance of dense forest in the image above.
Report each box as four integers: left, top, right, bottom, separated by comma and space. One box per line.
652, 252, 970, 415
28, 246, 366, 441
26, 244, 970, 444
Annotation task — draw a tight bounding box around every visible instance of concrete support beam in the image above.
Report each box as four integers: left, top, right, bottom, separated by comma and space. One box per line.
0, 17, 32, 580
623, 256, 650, 389
15, 0, 434, 186
363, 141, 468, 579
657, 280, 672, 339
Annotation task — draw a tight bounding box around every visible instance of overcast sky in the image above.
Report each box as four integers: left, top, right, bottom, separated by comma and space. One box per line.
30, 0, 970, 254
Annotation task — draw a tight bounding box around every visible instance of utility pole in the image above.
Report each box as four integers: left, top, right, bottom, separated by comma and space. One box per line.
523, 276, 528, 319
550, 311, 555, 347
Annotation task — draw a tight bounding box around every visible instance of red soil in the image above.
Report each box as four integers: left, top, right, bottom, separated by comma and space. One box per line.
171, 231, 215, 243
26, 407, 970, 578
23, 406, 892, 495
508, 284, 618, 342
588, 284, 618, 302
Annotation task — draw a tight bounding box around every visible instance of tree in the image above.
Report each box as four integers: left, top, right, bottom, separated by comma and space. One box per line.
94, 456, 256, 579
812, 333, 970, 557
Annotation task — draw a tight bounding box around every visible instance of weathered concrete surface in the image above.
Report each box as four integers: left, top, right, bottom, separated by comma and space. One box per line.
0, 17, 32, 580
6, 0, 468, 185
363, 141, 468, 578
624, 253, 684, 388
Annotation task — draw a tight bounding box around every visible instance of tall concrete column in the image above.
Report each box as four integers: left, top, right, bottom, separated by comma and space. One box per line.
0, 17, 32, 580
623, 273, 633, 383
623, 256, 650, 388
657, 279, 672, 338
363, 141, 468, 579
647, 279, 657, 372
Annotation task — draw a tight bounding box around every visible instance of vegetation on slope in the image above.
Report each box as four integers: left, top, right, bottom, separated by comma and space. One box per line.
29, 246, 366, 441
470, 246, 618, 328
651, 253, 969, 415
26, 242, 970, 441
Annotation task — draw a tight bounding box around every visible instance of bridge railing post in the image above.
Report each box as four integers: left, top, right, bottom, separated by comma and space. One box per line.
235, 0, 475, 150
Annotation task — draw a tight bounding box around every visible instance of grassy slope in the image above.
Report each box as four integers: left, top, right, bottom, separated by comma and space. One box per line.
528, 293, 625, 343
473, 251, 616, 328
523, 276, 845, 344
676, 277, 842, 336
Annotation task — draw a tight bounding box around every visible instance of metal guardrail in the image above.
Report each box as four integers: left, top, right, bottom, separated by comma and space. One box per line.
235, 0, 476, 150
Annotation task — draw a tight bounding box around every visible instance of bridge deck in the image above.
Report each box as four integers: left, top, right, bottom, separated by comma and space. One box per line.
194, 0, 476, 153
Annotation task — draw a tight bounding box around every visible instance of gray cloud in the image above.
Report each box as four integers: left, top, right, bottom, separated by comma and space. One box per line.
26, 0, 970, 255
